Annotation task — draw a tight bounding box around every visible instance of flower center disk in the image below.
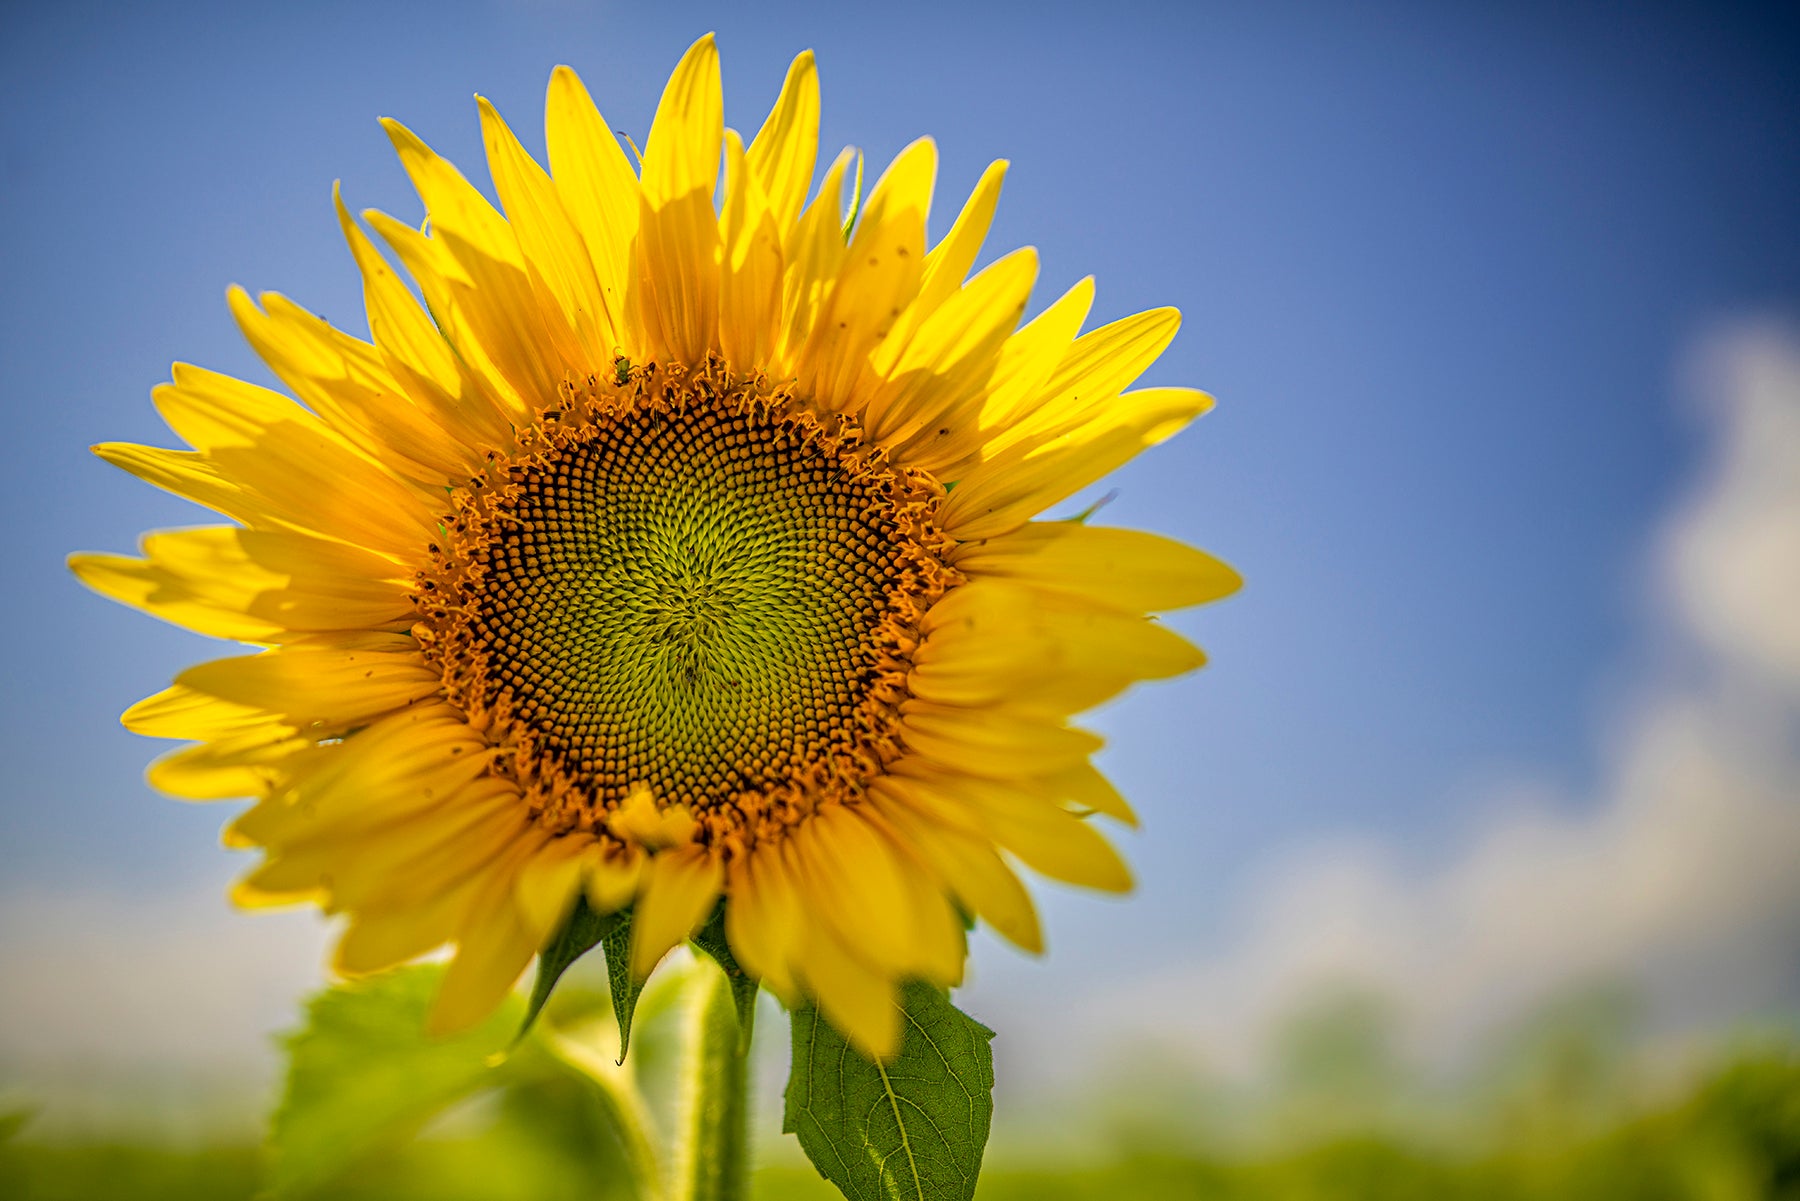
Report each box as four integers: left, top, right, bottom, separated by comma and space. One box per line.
416, 370, 954, 846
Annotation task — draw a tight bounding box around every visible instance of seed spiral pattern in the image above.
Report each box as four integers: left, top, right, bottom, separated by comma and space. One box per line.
415, 365, 957, 850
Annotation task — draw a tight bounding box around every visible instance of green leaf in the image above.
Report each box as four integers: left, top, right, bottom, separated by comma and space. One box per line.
842, 150, 866, 241
522, 896, 626, 1037
268, 964, 522, 1198
600, 910, 645, 1064
1069, 488, 1120, 524
691, 906, 759, 1050
783, 982, 995, 1201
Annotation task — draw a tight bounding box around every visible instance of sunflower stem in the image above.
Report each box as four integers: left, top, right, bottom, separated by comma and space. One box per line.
676, 957, 754, 1201
538, 1026, 665, 1201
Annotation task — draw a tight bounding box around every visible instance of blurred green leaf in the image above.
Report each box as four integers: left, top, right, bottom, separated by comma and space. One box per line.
267, 964, 521, 1198
783, 982, 995, 1201
522, 897, 626, 1037
690, 907, 758, 1050
0, 1106, 33, 1145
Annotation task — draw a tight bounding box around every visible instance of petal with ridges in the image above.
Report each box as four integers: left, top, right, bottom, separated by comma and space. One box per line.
971, 277, 1094, 436
983, 307, 1181, 458
72, 526, 413, 643
746, 50, 819, 231
635, 34, 724, 365
901, 703, 1102, 778
145, 725, 314, 800
478, 96, 616, 362
884, 158, 1007, 361
1041, 762, 1138, 827
941, 387, 1213, 541
797, 137, 935, 412
382, 119, 586, 402
724, 846, 803, 1003
176, 646, 441, 727
789, 806, 921, 977
430, 836, 553, 1035
898, 769, 1133, 894
363, 209, 531, 427
774, 148, 854, 374
797, 924, 900, 1061
871, 778, 1043, 952
955, 521, 1242, 613
718, 130, 784, 368
629, 845, 723, 979
122, 684, 275, 740
545, 66, 641, 346
334, 875, 480, 976
231, 288, 476, 488
867, 247, 1039, 469
911, 579, 1204, 714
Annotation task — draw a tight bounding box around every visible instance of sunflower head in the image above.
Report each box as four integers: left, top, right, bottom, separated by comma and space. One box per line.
71, 34, 1239, 1060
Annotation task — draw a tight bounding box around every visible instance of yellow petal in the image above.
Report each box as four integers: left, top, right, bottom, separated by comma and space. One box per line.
901, 703, 1102, 778
583, 841, 645, 914
228, 284, 478, 488
334, 877, 477, 976
746, 50, 819, 231
121, 684, 274, 740
913, 160, 1008, 330
145, 725, 312, 800
866, 247, 1040, 471
477, 95, 615, 363
513, 834, 593, 938
898, 769, 1133, 894
788, 805, 920, 977
606, 787, 700, 850
333, 185, 468, 414
641, 34, 724, 211
911, 579, 1205, 713
718, 130, 784, 368
225, 706, 493, 848
724, 846, 803, 1003
72, 525, 412, 643
154, 353, 443, 555
635, 34, 724, 364
364, 207, 532, 426
92, 442, 254, 529
797, 930, 900, 1062
236, 786, 521, 911
982, 307, 1181, 458
774, 149, 855, 373
940, 387, 1213, 541
175, 645, 441, 727
954, 521, 1242, 613
797, 137, 935, 412
1041, 762, 1137, 827
871, 778, 1042, 952
629, 846, 723, 979
545, 66, 641, 348
382, 118, 586, 400
973, 276, 1095, 435
71, 549, 283, 642
429, 839, 551, 1035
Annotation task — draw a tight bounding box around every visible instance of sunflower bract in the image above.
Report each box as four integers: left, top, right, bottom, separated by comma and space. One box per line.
71, 34, 1240, 1060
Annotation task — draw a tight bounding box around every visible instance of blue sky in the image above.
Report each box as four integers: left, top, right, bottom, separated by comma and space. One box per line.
4, 0, 1798, 1082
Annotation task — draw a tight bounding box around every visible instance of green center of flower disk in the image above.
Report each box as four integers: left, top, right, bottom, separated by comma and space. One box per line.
418, 375, 954, 839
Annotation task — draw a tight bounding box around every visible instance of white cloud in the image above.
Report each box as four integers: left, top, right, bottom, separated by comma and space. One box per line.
1036, 322, 1800, 1082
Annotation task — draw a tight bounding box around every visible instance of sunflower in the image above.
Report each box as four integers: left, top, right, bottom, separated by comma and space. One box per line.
71, 35, 1238, 1059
